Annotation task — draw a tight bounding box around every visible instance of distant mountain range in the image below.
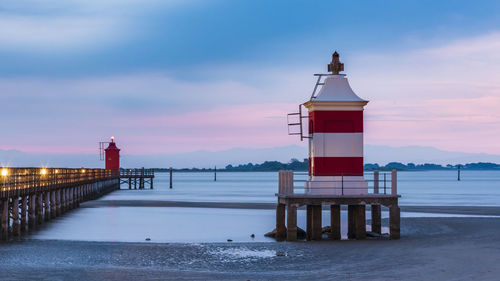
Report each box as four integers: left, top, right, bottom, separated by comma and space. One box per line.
0, 145, 499, 168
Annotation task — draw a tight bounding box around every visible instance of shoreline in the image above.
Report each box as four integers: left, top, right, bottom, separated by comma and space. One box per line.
83, 200, 500, 215
1, 216, 499, 280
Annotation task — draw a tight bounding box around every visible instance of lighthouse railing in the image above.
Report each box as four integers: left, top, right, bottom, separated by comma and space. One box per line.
119, 168, 155, 178
279, 170, 397, 196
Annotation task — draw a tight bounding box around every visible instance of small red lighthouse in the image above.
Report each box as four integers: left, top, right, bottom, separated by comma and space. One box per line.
104, 136, 120, 170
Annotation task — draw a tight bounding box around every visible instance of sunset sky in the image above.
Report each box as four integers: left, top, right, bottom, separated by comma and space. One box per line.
1, 0, 500, 157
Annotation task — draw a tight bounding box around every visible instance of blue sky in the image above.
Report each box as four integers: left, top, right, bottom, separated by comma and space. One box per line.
1, 0, 500, 158
2, 0, 499, 77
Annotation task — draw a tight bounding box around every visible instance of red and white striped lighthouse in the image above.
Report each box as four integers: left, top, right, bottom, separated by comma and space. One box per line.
104, 136, 120, 170
302, 52, 368, 195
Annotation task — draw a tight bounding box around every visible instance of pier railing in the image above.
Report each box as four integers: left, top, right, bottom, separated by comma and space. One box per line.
278, 170, 397, 196
119, 168, 155, 177
0, 168, 118, 199
119, 168, 154, 189
1, 167, 122, 240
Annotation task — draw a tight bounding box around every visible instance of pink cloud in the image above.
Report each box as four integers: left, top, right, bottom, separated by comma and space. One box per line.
365, 96, 500, 154
2, 32, 500, 158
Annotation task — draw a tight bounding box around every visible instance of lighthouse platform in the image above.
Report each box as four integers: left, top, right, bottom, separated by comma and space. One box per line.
275, 170, 400, 241
120, 168, 155, 189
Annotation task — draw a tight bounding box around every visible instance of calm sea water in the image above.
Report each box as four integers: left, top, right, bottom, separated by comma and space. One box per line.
29, 170, 500, 243
105, 170, 500, 206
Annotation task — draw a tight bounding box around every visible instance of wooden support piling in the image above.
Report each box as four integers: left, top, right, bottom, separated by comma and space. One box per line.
50, 191, 56, 218
69, 188, 73, 209
374, 170, 379, 193
275, 203, 286, 241
286, 205, 297, 241
60, 189, 65, 213
311, 205, 322, 240
141, 168, 144, 189
278, 171, 294, 195
330, 205, 341, 240
78, 186, 83, 203
169, 167, 173, 189
71, 187, 75, 209
354, 205, 366, 240
12, 197, 20, 236
21, 196, 28, 232
44, 192, 50, 221
391, 169, 397, 195
28, 194, 36, 230
1, 200, 8, 240
36, 194, 43, 225
56, 189, 61, 217
74, 187, 80, 208
66, 188, 70, 210
372, 170, 382, 234
67, 188, 72, 209
371, 205, 382, 234
306, 205, 312, 240
347, 205, 355, 239
390, 206, 401, 239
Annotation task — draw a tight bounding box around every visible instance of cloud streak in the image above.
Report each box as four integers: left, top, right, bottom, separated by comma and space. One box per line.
0, 15, 120, 51
1, 12, 499, 159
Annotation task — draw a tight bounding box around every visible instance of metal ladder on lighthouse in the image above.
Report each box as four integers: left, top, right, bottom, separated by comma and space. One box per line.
287, 73, 332, 141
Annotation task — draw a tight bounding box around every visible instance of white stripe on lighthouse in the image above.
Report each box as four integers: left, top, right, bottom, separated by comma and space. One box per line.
310, 133, 363, 158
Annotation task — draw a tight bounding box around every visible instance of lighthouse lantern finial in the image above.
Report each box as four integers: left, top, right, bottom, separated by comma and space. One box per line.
327, 51, 344, 75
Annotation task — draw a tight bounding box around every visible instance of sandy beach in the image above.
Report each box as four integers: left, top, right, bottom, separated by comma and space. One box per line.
83, 200, 500, 215
0, 211, 499, 280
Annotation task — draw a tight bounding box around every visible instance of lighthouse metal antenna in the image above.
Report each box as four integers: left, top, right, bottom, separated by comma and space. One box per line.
310, 51, 346, 100
99, 142, 110, 161
310, 73, 346, 100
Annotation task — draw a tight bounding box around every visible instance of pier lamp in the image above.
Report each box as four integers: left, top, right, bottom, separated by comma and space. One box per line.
41, 169, 47, 175
1, 168, 7, 176
81, 169, 86, 173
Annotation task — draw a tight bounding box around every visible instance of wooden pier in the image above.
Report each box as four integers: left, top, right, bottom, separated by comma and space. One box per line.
0, 167, 120, 240
120, 168, 154, 189
275, 170, 401, 241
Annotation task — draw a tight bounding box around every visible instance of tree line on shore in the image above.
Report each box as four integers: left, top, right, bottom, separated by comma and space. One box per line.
152, 159, 500, 172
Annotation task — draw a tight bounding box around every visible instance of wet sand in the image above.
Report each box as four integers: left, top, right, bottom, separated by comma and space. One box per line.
84, 200, 500, 216
1, 215, 500, 280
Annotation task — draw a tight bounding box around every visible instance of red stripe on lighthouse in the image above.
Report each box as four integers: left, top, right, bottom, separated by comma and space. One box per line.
309, 111, 363, 134
311, 157, 363, 176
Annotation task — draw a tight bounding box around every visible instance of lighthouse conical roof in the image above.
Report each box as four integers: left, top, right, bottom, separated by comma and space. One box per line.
313, 75, 366, 102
